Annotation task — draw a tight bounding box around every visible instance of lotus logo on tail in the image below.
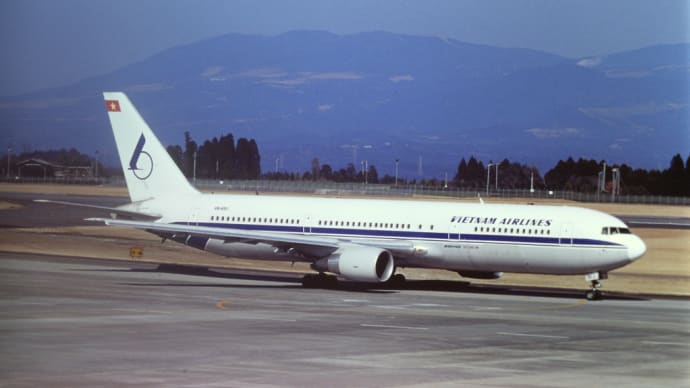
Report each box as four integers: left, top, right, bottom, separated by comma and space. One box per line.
129, 134, 153, 180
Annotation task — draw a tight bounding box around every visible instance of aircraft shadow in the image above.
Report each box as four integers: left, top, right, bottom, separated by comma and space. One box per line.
79, 263, 648, 301
375, 280, 648, 301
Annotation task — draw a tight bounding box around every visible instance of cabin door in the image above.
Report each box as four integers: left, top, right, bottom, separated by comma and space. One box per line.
303, 216, 312, 234
187, 208, 200, 226
559, 223, 573, 246
451, 222, 460, 240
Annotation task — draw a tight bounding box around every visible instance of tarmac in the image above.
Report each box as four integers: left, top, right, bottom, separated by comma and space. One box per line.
1, 252, 689, 387
1, 189, 689, 386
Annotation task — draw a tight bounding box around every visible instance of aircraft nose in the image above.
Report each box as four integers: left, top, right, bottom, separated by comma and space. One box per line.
627, 235, 647, 261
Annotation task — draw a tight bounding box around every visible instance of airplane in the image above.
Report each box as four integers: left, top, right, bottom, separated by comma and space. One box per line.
51, 92, 647, 300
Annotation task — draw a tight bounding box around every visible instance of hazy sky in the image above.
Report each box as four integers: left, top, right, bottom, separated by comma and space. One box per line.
1, 0, 688, 96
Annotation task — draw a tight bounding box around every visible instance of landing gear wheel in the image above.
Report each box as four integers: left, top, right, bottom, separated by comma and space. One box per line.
301, 273, 338, 289
585, 289, 602, 301
584, 274, 605, 301
387, 273, 406, 288
301, 274, 317, 288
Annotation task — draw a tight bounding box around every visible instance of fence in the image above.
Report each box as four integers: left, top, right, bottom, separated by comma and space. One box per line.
2, 176, 690, 206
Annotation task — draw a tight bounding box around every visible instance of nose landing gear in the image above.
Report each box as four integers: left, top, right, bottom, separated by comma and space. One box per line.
585, 272, 608, 300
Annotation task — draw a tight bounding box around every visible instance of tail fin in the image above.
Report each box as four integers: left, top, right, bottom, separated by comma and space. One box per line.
103, 92, 198, 202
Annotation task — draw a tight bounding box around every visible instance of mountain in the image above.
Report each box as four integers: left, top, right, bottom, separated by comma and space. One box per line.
1, 31, 687, 177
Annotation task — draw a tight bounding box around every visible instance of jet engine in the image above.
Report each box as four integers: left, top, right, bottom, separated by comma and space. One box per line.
312, 246, 394, 282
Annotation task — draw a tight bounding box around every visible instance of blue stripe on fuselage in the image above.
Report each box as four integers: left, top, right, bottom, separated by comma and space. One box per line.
173, 222, 623, 248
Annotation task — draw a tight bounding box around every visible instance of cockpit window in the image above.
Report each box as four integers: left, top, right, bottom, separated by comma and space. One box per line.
602, 227, 631, 235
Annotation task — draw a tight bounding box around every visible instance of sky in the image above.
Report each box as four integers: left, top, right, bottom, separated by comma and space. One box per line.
0, 0, 688, 96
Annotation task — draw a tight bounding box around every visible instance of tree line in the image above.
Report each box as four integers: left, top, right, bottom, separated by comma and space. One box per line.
166, 132, 261, 180
450, 154, 690, 196
266, 153, 690, 197
544, 154, 690, 196
3, 138, 688, 197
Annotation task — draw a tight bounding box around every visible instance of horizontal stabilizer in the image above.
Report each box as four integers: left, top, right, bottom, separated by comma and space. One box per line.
35, 199, 161, 220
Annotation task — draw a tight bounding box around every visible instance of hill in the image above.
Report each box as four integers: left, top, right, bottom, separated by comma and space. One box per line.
1, 31, 687, 177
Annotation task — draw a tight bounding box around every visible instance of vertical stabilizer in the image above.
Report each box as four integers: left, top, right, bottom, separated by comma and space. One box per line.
103, 92, 198, 202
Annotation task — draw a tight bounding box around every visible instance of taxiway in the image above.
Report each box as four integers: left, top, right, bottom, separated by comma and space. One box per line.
1, 253, 688, 387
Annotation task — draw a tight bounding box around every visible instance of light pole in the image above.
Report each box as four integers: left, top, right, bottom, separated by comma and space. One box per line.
94, 150, 99, 179
495, 163, 499, 191
6, 146, 11, 179
486, 163, 495, 195
611, 168, 620, 201
530, 170, 535, 193
395, 159, 399, 186
360, 160, 368, 184
365, 160, 368, 184
193, 151, 197, 182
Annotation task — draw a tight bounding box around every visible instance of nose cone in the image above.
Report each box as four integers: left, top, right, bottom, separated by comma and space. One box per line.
627, 235, 647, 261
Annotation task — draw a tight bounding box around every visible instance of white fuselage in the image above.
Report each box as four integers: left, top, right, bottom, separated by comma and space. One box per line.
98, 91, 647, 293
131, 192, 646, 276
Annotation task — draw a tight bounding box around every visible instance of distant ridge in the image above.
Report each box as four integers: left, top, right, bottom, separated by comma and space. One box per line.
0, 31, 687, 176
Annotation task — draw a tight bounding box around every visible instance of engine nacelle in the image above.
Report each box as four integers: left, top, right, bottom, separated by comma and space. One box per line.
312, 246, 394, 283
458, 271, 504, 280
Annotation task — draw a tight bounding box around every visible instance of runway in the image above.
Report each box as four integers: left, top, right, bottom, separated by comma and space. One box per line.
1, 253, 688, 387
619, 214, 690, 229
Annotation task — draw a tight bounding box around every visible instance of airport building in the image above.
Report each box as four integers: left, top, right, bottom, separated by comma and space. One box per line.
15, 158, 93, 179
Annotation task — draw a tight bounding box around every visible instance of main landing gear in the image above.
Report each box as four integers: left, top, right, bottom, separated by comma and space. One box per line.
301, 273, 338, 289
387, 273, 406, 288
301, 272, 407, 289
585, 272, 608, 301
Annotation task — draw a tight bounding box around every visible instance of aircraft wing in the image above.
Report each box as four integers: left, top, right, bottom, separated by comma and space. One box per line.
35, 199, 161, 220
87, 218, 415, 259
